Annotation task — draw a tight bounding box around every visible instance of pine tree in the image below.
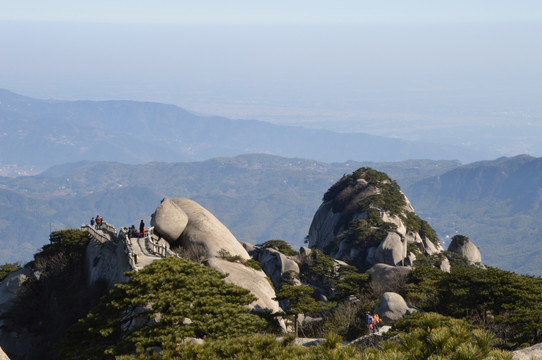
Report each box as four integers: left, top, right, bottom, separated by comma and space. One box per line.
57, 257, 267, 359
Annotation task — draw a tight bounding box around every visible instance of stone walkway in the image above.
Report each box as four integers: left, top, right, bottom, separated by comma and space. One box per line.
128, 236, 162, 270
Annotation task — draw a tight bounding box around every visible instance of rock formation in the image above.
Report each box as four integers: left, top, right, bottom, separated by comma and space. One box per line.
0, 346, 9, 360
0, 268, 33, 307
447, 234, 483, 265
85, 237, 132, 290
0, 269, 34, 360
374, 292, 418, 325
307, 168, 443, 270
152, 198, 250, 260
206, 257, 282, 314
513, 342, 542, 360
250, 246, 300, 290
151, 197, 280, 316
366, 263, 411, 293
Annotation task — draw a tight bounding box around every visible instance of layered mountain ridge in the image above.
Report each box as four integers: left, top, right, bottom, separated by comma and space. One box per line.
0, 88, 490, 175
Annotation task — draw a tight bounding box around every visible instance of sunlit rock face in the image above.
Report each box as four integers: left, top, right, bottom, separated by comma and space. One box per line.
374, 292, 418, 325
151, 197, 282, 318
447, 235, 483, 265
151, 197, 249, 260
307, 168, 443, 270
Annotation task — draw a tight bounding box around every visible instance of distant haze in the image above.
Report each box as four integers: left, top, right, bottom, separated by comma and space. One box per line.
1, 19, 541, 158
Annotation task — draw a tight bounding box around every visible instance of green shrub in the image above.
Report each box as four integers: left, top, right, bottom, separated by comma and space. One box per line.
218, 249, 243, 262
402, 211, 439, 247
256, 239, 298, 256
244, 259, 262, 271
380, 312, 512, 360
301, 249, 335, 277
0, 262, 21, 281
404, 265, 542, 348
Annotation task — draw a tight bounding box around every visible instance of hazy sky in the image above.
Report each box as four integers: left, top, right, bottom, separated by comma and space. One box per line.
1, 1, 542, 157
4, 1, 542, 24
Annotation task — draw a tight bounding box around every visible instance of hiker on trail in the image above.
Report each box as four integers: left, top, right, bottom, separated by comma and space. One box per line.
139, 220, 145, 237
96, 215, 103, 230
373, 313, 381, 331
366, 312, 373, 332
90, 217, 95, 227
130, 225, 137, 238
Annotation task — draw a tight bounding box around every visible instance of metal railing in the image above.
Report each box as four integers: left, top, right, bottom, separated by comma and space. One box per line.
81, 224, 111, 244
145, 228, 180, 258
118, 227, 138, 271
83, 222, 179, 272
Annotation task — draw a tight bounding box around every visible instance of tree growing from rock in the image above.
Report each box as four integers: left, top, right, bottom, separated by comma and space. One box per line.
274, 284, 331, 338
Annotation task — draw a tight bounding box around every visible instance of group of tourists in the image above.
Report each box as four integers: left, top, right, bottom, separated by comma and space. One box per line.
127, 220, 146, 238
90, 215, 103, 230
366, 312, 382, 333
91, 215, 146, 239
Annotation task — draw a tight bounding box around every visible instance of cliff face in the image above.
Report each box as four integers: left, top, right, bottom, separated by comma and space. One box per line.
307, 168, 443, 270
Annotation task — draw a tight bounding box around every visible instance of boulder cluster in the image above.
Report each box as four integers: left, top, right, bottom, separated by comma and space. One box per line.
151, 197, 281, 316
146, 168, 486, 327
0, 167, 489, 359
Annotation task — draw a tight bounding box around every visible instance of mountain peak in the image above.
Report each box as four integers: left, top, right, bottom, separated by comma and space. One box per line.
308, 167, 443, 270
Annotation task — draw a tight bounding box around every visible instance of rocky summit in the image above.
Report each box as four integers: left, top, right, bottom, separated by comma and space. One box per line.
307, 168, 443, 270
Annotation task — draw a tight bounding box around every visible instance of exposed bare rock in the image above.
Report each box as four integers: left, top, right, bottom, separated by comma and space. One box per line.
241, 241, 256, 255
372, 233, 407, 266
299, 247, 312, 257
85, 238, 131, 290
150, 198, 282, 318
426, 237, 443, 255
0, 269, 34, 360
306, 202, 342, 251
367, 263, 411, 293
374, 292, 418, 325
0, 346, 9, 360
306, 168, 443, 270
447, 235, 482, 264
513, 343, 542, 359
151, 198, 188, 242
182, 337, 204, 346
254, 247, 300, 290
0, 268, 33, 307
151, 197, 249, 260
147, 198, 285, 324
439, 257, 451, 272
206, 257, 281, 315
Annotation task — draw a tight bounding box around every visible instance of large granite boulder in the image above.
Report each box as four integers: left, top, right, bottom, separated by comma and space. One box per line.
367, 263, 411, 293
151, 198, 188, 241
306, 168, 443, 270
253, 247, 300, 290
151, 197, 249, 260
151, 198, 282, 318
447, 235, 482, 264
207, 257, 282, 315
371, 232, 407, 266
374, 292, 417, 324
